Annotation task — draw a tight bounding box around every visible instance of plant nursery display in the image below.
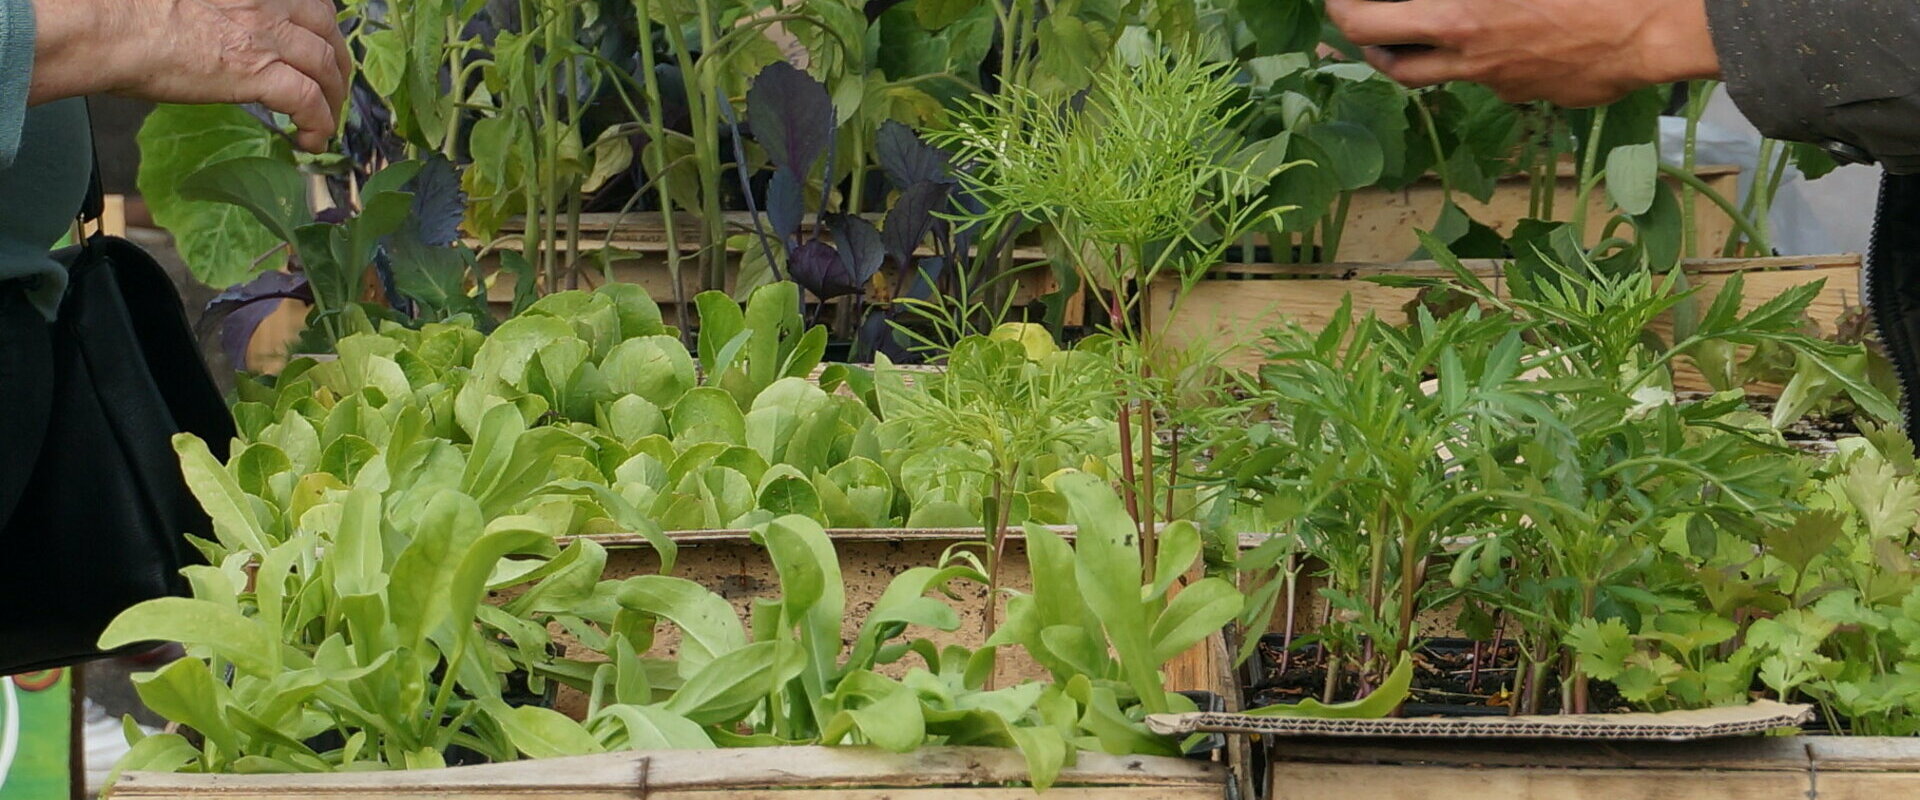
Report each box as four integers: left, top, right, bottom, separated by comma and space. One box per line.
96, 0, 1920, 797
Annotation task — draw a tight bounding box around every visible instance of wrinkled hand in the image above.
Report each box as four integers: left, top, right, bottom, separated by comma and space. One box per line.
30, 0, 351, 153
1324, 0, 1721, 107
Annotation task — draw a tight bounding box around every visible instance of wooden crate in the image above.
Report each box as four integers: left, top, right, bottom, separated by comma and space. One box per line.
473, 212, 1066, 316
560, 530, 1237, 719
1264, 735, 1919, 800
1329, 165, 1743, 263
1149, 254, 1862, 392
111, 745, 1227, 799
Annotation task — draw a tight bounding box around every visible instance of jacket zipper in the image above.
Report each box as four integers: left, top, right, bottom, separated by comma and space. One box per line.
1864, 172, 1920, 433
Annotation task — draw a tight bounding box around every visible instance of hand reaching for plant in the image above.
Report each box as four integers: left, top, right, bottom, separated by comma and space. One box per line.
1324, 0, 1721, 107
26, 0, 351, 153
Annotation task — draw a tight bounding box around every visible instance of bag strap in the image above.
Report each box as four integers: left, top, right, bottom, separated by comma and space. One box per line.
76, 99, 104, 247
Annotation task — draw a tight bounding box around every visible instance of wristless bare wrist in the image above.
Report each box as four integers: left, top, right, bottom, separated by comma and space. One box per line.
1633, 0, 1722, 86
24, 0, 115, 105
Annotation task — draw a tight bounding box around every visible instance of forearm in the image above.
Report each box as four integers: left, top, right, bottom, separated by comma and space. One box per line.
24, 0, 113, 107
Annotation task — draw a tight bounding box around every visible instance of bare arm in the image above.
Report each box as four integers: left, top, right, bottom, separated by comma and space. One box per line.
1323, 0, 1720, 107
27, 0, 351, 153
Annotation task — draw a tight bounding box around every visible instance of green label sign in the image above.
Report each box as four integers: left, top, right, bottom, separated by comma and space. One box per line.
0, 670, 70, 799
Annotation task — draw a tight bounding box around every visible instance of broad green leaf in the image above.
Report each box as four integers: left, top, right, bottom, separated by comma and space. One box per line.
616, 576, 747, 677
593, 704, 713, 749
822, 672, 926, 752
488, 701, 604, 759
1052, 472, 1161, 711
596, 283, 669, 339
105, 731, 199, 786
671, 387, 747, 448
390, 490, 486, 649
100, 598, 277, 677
1148, 520, 1201, 603
663, 640, 807, 724
175, 434, 272, 553
1304, 121, 1384, 191
759, 475, 823, 519
136, 105, 288, 287
1605, 143, 1659, 216
602, 335, 698, 409
131, 658, 241, 755
1149, 578, 1243, 663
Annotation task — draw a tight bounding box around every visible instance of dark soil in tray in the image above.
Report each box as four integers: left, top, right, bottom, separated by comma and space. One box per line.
1247, 636, 1629, 716
1677, 391, 1862, 451
1247, 634, 1858, 731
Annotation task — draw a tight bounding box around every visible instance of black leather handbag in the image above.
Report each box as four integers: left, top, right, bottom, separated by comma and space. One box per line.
0, 143, 235, 675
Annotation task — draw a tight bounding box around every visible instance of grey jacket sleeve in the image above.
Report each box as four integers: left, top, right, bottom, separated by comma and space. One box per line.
0, 0, 34, 169
1707, 0, 1920, 175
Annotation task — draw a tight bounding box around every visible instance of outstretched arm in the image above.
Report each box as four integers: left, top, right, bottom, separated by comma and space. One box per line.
1324, 0, 1920, 173
21, 0, 350, 155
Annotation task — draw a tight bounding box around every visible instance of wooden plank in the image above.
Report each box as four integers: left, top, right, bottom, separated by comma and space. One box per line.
1265, 736, 1819, 771
553, 531, 1235, 717
484, 212, 1048, 261
1812, 774, 1920, 800
1152, 257, 1863, 394
101, 194, 127, 238
1268, 764, 1802, 800
112, 787, 1215, 800
652, 789, 1217, 799
1199, 253, 1861, 280
1263, 737, 1920, 800
1328, 166, 1742, 263
115, 747, 1222, 798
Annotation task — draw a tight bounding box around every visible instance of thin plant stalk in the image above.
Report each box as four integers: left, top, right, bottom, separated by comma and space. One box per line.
632, 0, 691, 337
1570, 106, 1609, 245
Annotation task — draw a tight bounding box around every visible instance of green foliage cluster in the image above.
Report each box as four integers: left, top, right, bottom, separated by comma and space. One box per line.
99, 281, 1268, 787
1218, 232, 1897, 716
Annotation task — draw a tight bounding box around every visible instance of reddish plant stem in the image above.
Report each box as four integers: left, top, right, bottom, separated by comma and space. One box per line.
982, 477, 1008, 641
1163, 424, 1180, 526
1321, 647, 1341, 704
1278, 556, 1299, 677
1117, 401, 1140, 523
1139, 398, 1158, 582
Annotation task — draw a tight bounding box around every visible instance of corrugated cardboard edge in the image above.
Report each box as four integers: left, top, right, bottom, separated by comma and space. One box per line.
1144, 700, 1814, 741
569, 524, 1266, 548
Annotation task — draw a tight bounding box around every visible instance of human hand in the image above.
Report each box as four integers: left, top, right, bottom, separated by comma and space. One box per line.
1324, 0, 1721, 107
29, 0, 352, 153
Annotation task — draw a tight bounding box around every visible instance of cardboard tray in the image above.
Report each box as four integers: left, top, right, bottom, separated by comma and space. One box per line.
1145, 700, 1813, 741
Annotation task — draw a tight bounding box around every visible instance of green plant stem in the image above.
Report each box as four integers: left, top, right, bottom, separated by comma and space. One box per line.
1571, 107, 1609, 245
1139, 396, 1158, 582
632, 2, 691, 337
442, 15, 465, 160
1322, 193, 1353, 263
1681, 81, 1720, 258
1725, 138, 1778, 257
1394, 512, 1421, 674
1657, 162, 1773, 259
1413, 93, 1453, 200
983, 471, 1008, 646
1541, 105, 1560, 221
563, 23, 587, 289
661, 0, 727, 293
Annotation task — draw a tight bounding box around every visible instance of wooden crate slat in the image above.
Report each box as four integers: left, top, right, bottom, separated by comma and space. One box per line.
1325, 166, 1742, 264
1152, 256, 1863, 394
1263, 736, 1920, 800
1264, 736, 1817, 771
1268, 764, 1802, 800
114, 747, 1223, 798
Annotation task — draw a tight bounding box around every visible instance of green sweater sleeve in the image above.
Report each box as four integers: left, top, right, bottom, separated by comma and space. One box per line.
0, 0, 32, 169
